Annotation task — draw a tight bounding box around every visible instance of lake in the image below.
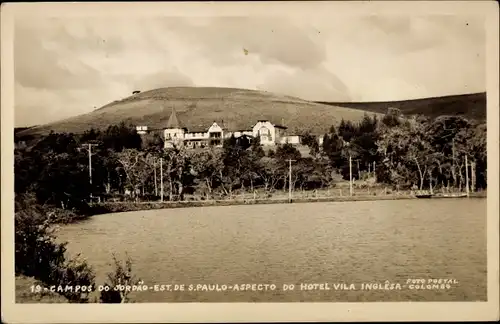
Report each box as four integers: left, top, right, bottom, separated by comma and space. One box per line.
56, 198, 487, 302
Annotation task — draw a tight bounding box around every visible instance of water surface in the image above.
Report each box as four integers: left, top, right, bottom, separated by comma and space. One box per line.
56, 199, 487, 302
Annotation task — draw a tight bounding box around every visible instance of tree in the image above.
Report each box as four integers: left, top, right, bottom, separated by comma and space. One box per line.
101, 122, 142, 152
115, 149, 150, 198
34, 151, 91, 209
313, 157, 337, 188
321, 132, 344, 169
189, 148, 224, 198
99, 254, 140, 303
422, 116, 488, 191
292, 158, 317, 190
301, 131, 320, 157
15, 194, 96, 302
142, 132, 164, 152
214, 135, 260, 196
80, 128, 102, 143
239, 149, 262, 191
250, 136, 265, 159
273, 144, 302, 190
160, 146, 193, 201
275, 143, 301, 162
468, 123, 487, 189
381, 107, 402, 127
256, 157, 282, 192
338, 118, 357, 142
377, 115, 435, 189
32, 131, 80, 155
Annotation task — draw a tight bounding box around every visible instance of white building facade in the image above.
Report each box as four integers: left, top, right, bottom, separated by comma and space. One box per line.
137, 108, 303, 149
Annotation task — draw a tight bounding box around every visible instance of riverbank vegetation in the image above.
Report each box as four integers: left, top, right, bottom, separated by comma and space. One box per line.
15, 109, 487, 219
14, 192, 140, 303
13, 108, 486, 302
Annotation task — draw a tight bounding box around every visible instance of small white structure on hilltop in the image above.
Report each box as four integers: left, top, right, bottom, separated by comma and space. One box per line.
138, 107, 303, 149
136, 125, 148, 135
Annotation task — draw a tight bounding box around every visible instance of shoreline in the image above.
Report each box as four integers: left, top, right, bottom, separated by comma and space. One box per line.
87, 191, 486, 216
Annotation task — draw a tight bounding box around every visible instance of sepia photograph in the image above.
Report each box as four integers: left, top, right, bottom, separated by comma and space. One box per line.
1, 1, 499, 323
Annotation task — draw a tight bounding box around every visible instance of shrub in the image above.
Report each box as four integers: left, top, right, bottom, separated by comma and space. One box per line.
15, 199, 96, 303
99, 254, 141, 303
15, 195, 141, 303
51, 256, 96, 302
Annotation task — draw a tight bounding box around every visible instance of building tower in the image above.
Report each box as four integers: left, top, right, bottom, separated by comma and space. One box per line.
164, 105, 185, 148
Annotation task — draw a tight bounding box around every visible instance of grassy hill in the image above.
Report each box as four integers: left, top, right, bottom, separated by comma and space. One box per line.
16, 88, 486, 140
17, 87, 379, 138
316, 92, 486, 120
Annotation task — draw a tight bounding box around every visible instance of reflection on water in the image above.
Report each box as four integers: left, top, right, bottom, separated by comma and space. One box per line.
56, 199, 487, 302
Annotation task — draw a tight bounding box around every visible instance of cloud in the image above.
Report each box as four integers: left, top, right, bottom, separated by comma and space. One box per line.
260, 66, 351, 101
14, 22, 105, 90
159, 17, 327, 70
12, 14, 486, 126
359, 16, 443, 54
130, 69, 194, 90
319, 15, 485, 101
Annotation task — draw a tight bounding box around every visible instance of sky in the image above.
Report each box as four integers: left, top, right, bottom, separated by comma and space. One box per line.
14, 14, 485, 127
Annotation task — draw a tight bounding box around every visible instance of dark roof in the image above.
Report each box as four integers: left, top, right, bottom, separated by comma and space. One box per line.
188, 126, 209, 133
166, 107, 182, 128
187, 121, 228, 133
164, 119, 288, 133
255, 119, 288, 129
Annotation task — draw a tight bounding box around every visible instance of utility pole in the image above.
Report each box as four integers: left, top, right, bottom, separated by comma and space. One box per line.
356, 159, 360, 180
429, 170, 433, 195
154, 158, 158, 196
343, 140, 353, 197
465, 155, 470, 197
471, 161, 476, 192
160, 157, 164, 202
83, 143, 99, 199
288, 159, 296, 203
349, 155, 353, 196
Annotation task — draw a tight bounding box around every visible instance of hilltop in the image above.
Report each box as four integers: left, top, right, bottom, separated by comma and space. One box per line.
17, 87, 378, 138
16, 88, 486, 140
316, 92, 486, 120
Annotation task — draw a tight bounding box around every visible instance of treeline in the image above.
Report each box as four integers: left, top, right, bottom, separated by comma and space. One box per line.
15, 112, 487, 213
376, 112, 486, 192
13, 111, 487, 303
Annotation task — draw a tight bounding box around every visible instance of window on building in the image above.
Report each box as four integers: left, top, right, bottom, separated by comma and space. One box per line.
259, 127, 270, 136
259, 126, 271, 141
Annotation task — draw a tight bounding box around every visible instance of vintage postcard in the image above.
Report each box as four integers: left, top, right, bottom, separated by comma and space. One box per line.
1, 1, 499, 322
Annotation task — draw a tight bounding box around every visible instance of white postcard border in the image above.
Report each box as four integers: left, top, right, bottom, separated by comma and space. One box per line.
1, 1, 498, 323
